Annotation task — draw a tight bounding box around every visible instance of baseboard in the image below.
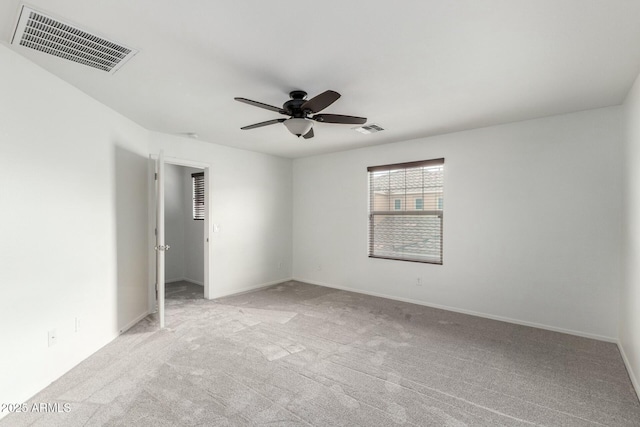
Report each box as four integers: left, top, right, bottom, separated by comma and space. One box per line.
166, 277, 204, 286
210, 277, 293, 300
183, 277, 204, 286
293, 277, 617, 343
618, 342, 640, 402
118, 310, 150, 334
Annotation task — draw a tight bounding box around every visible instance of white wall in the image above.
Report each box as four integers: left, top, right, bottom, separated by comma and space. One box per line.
621, 73, 640, 394
293, 107, 623, 340
149, 132, 293, 298
0, 44, 149, 413
182, 166, 205, 285
164, 163, 186, 282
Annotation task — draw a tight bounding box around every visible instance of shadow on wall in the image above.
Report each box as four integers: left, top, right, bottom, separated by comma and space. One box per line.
113, 144, 149, 333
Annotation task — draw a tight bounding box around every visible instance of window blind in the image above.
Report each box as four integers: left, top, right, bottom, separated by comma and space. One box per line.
368, 158, 444, 264
192, 172, 205, 220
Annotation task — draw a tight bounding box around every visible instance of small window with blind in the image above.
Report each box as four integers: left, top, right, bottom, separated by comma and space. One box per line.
368, 158, 444, 264
192, 172, 205, 220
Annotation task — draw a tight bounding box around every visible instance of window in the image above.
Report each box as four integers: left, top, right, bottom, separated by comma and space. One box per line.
368, 158, 444, 264
192, 172, 205, 220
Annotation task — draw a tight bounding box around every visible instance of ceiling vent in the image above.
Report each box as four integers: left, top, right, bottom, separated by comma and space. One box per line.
353, 124, 384, 134
11, 6, 137, 73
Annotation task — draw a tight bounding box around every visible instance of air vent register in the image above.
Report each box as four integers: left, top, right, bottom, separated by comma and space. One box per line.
11, 6, 137, 73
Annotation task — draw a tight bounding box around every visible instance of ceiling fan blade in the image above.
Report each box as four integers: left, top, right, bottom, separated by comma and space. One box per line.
240, 119, 285, 130
235, 97, 285, 114
303, 128, 314, 139
301, 90, 341, 113
312, 114, 367, 125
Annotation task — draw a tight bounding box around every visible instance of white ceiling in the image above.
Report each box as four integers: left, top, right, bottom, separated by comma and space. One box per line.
2, 1, 640, 158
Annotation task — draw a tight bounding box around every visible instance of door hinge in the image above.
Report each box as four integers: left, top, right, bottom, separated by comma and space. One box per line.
154, 173, 158, 180
154, 228, 157, 236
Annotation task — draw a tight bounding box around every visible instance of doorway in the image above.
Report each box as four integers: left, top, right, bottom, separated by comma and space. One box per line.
149, 154, 210, 327
164, 163, 205, 301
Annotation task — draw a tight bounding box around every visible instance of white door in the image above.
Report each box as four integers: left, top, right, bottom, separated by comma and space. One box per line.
155, 151, 168, 328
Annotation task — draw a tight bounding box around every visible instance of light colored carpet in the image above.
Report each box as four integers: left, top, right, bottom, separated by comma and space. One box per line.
3, 280, 639, 426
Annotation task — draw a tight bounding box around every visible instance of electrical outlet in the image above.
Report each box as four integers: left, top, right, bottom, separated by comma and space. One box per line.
48, 329, 57, 347
416, 277, 422, 286
75, 317, 80, 332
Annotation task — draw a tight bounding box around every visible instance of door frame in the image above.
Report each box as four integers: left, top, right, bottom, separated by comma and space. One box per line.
148, 154, 212, 318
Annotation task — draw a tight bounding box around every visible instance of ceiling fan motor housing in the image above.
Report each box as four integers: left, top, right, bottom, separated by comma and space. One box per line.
284, 91, 309, 117
289, 90, 307, 100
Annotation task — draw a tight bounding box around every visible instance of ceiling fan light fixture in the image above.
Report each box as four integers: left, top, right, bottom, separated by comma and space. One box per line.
283, 118, 313, 137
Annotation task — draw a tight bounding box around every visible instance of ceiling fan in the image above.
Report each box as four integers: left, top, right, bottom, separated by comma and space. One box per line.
234, 90, 367, 139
